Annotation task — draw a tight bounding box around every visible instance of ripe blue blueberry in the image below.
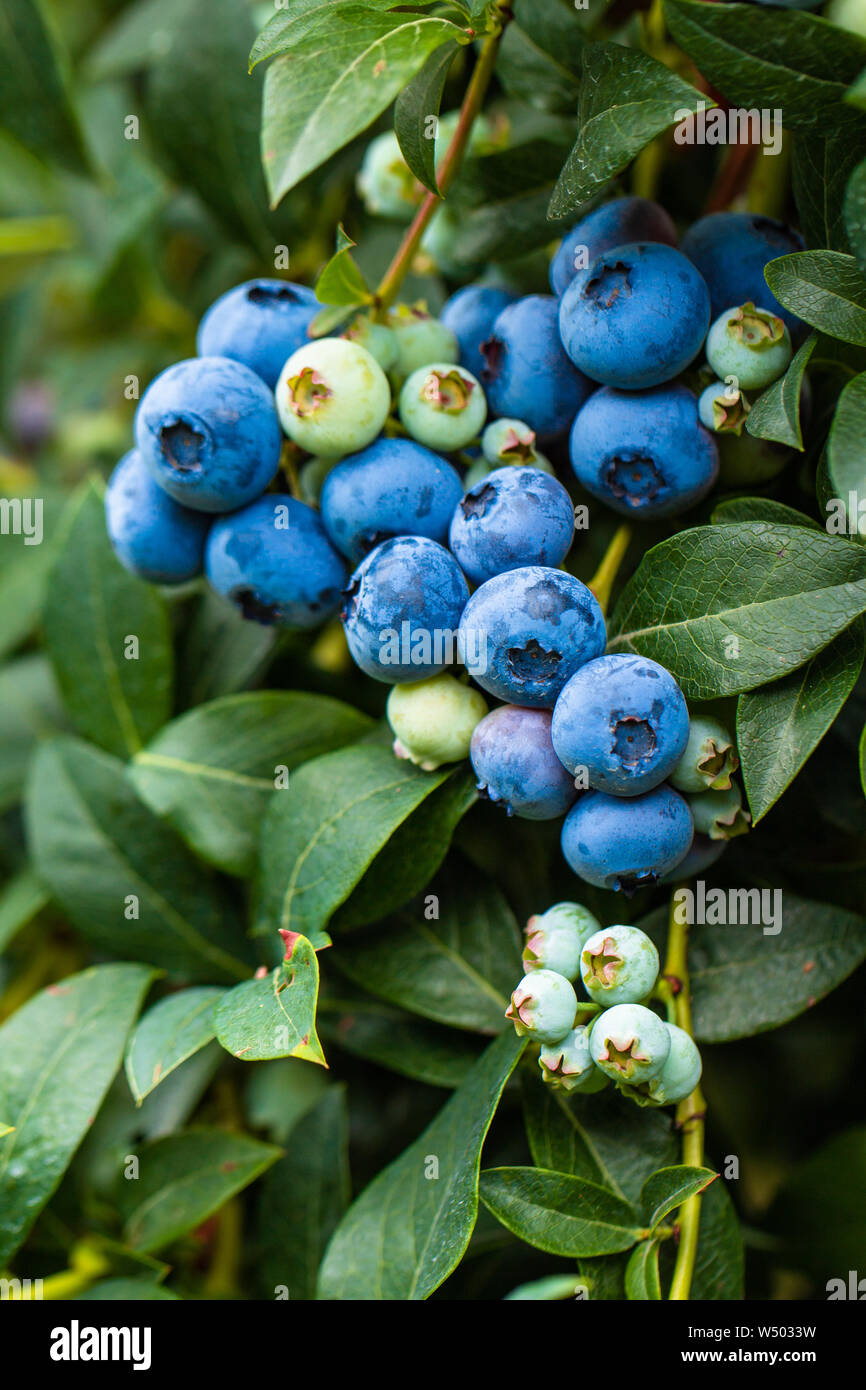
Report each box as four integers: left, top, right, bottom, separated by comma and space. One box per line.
569, 384, 718, 519
134, 356, 282, 513
387, 673, 487, 770
470, 704, 578, 820
697, 380, 751, 435
523, 902, 602, 980
688, 781, 751, 840
550, 196, 678, 297
680, 212, 804, 333
659, 831, 726, 883
276, 338, 391, 457
439, 285, 517, 380
196, 279, 318, 390
458, 566, 606, 708
506, 969, 578, 1044
449, 467, 575, 586
579, 925, 660, 1007
551, 654, 690, 797
561, 785, 694, 893
625, 1022, 702, 1105
705, 303, 793, 390
481, 295, 593, 441
558, 242, 710, 390
105, 449, 210, 584
205, 495, 347, 628
320, 437, 463, 564
341, 535, 469, 684
670, 714, 739, 794
589, 1003, 671, 1084
539, 1026, 609, 1093
399, 363, 486, 451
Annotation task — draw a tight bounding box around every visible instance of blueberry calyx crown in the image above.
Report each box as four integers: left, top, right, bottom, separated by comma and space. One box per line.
285, 366, 332, 417
420, 368, 474, 414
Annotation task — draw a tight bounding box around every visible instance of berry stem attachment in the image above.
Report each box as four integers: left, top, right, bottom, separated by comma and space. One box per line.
373, 9, 511, 317
663, 885, 707, 1302
588, 523, 632, 617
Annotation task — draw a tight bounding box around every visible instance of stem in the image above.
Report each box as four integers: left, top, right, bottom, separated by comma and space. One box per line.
588, 523, 632, 617
373, 10, 510, 316
663, 886, 707, 1302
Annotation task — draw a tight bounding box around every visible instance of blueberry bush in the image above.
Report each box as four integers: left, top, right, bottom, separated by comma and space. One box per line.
1, 0, 865, 1305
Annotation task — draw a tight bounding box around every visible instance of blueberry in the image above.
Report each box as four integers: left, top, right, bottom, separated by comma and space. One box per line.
680, 212, 804, 333
105, 449, 210, 585
523, 902, 602, 980
551, 654, 690, 797
589, 1003, 671, 1084
320, 436, 463, 564
196, 279, 318, 390
386, 673, 487, 770
399, 363, 487, 451
134, 356, 282, 513
439, 285, 517, 380
276, 338, 391, 457
716, 431, 791, 487
697, 380, 751, 435
205, 495, 347, 628
550, 196, 678, 297
341, 535, 469, 684
480, 418, 543, 467
624, 1022, 702, 1106
539, 1026, 609, 1093
449, 467, 575, 586
670, 714, 739, 794
506, 969, 578, 1044
558, 242, 710, 390
561, 785, 694, 893
387, 305, 460, 381
580, 925, 660, 1007
458, 567, 606, 708
688, 781, 751, 840
356, 130, 421, 220
469, 704, 578, 820
481, 295, 593, 441
705, 302, 793, 390
569, 384, 718, 519
659, 831, 727, 883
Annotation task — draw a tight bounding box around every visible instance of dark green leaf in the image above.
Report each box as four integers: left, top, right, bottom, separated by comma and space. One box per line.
845, 159, 866, 278
121, 1128, 281, 1253
318, 997, 481, 1088
640, 1165, 717, 1229
769, 1127, 866, 1280
765, 250, 866, 345
823, 370, 866, 539
625, 1239, 661, 1300
745, 332, 816, 449
608, 523, 866, 699
394, 39, 459, 193
0, 654, 64, 813
737, 621, 865, 822
0, 0, 90, 173
76, 1278, 179, 1301
496, 0, 583, 113
215, 935, 325, 1066
177, 589, 278, 706
0, 545, 54, 662
0, 963, 154, 1265
860, 722, 866, 797
792, 136, 858, 255
250, 0, 413, 68
479, 1167, 644, 1257
318, 1030, 525, 1298
125, 988, 224, 1104
711, 497, 819, 528
0, 870, 49, 953
26, 737, 252, 982
691, 1177, 744, 1300
129, 692, 372, 878
43, 481, 172, 760
85, 0, 182, 79
549, 41, 706, 217
452, 137, 573, 263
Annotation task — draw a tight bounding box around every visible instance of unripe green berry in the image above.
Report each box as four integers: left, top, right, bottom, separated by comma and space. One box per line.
387, 305, 459, 382
506, 969, 577, 1044
622, 1023, 702, 1106
399, 363, 487, 451
697, 379, 751, 435
716, 430, 791, 487
356, 130, 421, 220
589, 1003, 670, 1084
580, 925, 660, 1007
522, 902, 602, 981
670, 714, 739, 794
688, 781, 751, 840
482, 418, 542, 466
341, 315, 398, 371
705, 302, 792, 391
386, 674, 488, 771
539, 1026, 608, 1093
299, 454, 339, 506
276, 338, 391, 456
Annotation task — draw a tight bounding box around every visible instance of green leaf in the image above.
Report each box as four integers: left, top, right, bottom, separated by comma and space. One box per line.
85, 0, 182, 79
0, 0, 90, 173
549, 41, 706, 217
504, 1273, 587, 1301
479, 1167, 644, 1257
318, 1030, 525, 1298
711, 497, 819, 529
334, 875, 521, 1033
663, 0, 866, 135
848, 66, 866, 111
640, 1165, 717, 1229
0, 545, 54, 662
769, 1127, 866, 1280
642, 894, 866, 1041
121, 1128, 281, 1253
177, 589, 278, 706
43, 481, 172, 760
318, 997, 481, 1088
608, 522, 866, 700
314, 225, 372, 309
692, 1178, 744, 1300
451, 136, 573, 264
257, 742, 454, 947
824, 371, 866, 539
792, 136, 859, 255
746, 332, 816, 450
737, 621, 865, 822
0, 654, 64, 813
250, 0, 413, 68
0, 963, 154, 1265
26, 737, 252, 982
625, 1240, 661, 1300
0, 870, 49, 954
215, 935, 326, 1066
76, 1278, 179, 1301
496, 0, 583, 113
765, 250, 866, 345
125, 988, 224, 1104
129, 692, 372, 878
394, 39, 459, 193
860, 722, 866, 797
257, 1086, 350, 1300
845, 159, 866, 278
262, 9, 467, 206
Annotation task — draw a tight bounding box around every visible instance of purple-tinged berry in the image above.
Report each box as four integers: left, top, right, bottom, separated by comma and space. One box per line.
470, 705, 577, 820
482, 295, 593, 441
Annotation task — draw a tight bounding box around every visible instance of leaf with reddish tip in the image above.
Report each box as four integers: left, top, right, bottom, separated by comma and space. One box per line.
215, 937, 326, 1067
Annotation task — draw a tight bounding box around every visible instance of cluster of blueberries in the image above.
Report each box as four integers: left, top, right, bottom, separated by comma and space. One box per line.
104, 194, 789, 890
506, 902, 702, 1105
